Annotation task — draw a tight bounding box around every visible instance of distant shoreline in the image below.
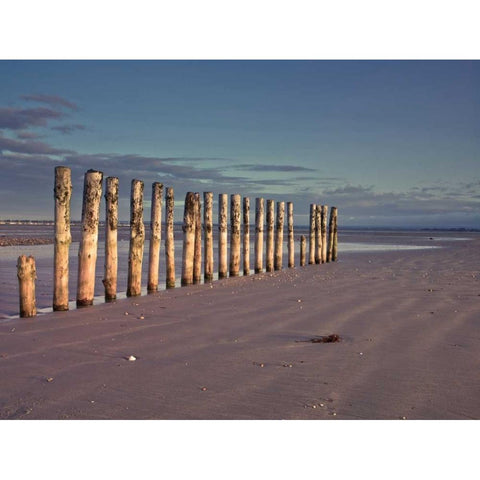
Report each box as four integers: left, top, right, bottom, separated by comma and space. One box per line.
0, 236, 53, 247
1, 220, 479, 232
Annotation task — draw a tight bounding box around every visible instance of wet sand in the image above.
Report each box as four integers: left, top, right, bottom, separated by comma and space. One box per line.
0, 234, 479, 419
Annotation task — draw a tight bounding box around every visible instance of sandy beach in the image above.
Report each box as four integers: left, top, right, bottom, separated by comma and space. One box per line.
0, 232, 479, 420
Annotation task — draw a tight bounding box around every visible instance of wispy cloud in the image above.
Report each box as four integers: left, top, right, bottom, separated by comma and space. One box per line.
232, 163, 316, 172
21, 94, 78, 111
323, 184, 374, 195
16, 130, 42, 140
51, 124, 86, 135
0, 106, 64, 130
0, 134, 74, 155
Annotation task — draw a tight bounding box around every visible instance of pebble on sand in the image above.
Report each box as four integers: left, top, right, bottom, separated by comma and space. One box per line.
127, 355, 137, 361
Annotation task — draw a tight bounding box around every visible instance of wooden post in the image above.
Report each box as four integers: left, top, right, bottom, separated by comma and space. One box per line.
53, 166, 72, 311
243, 197, 250, 276
193, 192, 202, 284
103, 176, 119, 301
254, 197, 264, 274
127, 179, 145, 297
77, 169, 103, 307
17, 255, 36, 317
274, 201, 285, 271
321, 205, 328, 263
332, 207, 338, 261
266, 199, 274, 272
315, 204, 321, 265
147, 182, 163, 292
218, 193, 228, 279
300, 235, 306, 267
229, 194, 241, 277
204, 192, 214, 282
327, 206, 337, 262
309, 203, 316, 264
287, 202, 294, 268
165, 187, 175, 288
181, 192, 196, 286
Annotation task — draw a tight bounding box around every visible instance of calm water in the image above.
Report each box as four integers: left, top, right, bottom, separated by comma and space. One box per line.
0, 224, 468, 318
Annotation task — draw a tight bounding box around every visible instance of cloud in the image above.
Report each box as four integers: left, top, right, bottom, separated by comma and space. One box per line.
0, 106, 64, 130
21, 94, 78, 111
51, 124, 86, 135
16, 130, 42, 139
233, 163, 316, 172
0, 94, 478, 226
323, 184, 374, 195
0, 134, 74, 155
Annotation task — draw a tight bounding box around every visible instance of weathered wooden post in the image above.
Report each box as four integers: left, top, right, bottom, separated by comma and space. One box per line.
274, 201, 285, 271
254, 197, 264, 274
103, 176, 119, 301
181, 192, 196, 286
127, 179, 145, 297
243, 197, 250, 276
287, 202, 294, 268
300, 235, 306, 267
147, 182, 163, 292
17, 255, 36, 317
193, 192, 202, 284
321, 205, 328, 263
77, 169, 103, 307
230, 194, 241, 277
53, 166, 72, 311
266, 199, 275, 272
204, 192, 214, 282
165, 187, 175, 288
309, 203, 316, 264
315, 204, 322, 265
332, 207, 338, 261
218, 193, 228, 279
327, 206, 337, 262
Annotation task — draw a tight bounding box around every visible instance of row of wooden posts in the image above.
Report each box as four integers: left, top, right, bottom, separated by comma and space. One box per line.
17, 167, 338, 317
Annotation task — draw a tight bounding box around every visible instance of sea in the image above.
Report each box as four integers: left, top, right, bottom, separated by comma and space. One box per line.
0, 223, 474, 318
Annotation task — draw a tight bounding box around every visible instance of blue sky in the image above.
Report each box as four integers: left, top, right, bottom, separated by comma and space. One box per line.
0, 60, 478, 227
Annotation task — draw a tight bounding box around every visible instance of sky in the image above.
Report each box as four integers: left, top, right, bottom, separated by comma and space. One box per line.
0, 60, 479, 227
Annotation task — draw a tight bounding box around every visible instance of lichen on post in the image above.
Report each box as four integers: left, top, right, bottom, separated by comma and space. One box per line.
243, 197, 250, 276
147, 182, 163, 292
315, 204, 322, 265
254, 197, 264, 274
17, 255, 37, 318
274, 201, 285, 271
300, 235, 306, 267
53, 166, 72, 311
327, 206, 337, 262
266, 199, 274, 272
103, 176, 119, 301
165, 187, 175, 288
229, 194, 241, 277
218, 193, 228, 279
193, 192, 202, 284
309, 203, 316, 265
321, 205, 328, 263
332, 207, 338, 261
203, 192, 214, 282
181, 192, 196, 286
287, 202, 294, 268
77, 169, 103, 307
127, 179, 145, 297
